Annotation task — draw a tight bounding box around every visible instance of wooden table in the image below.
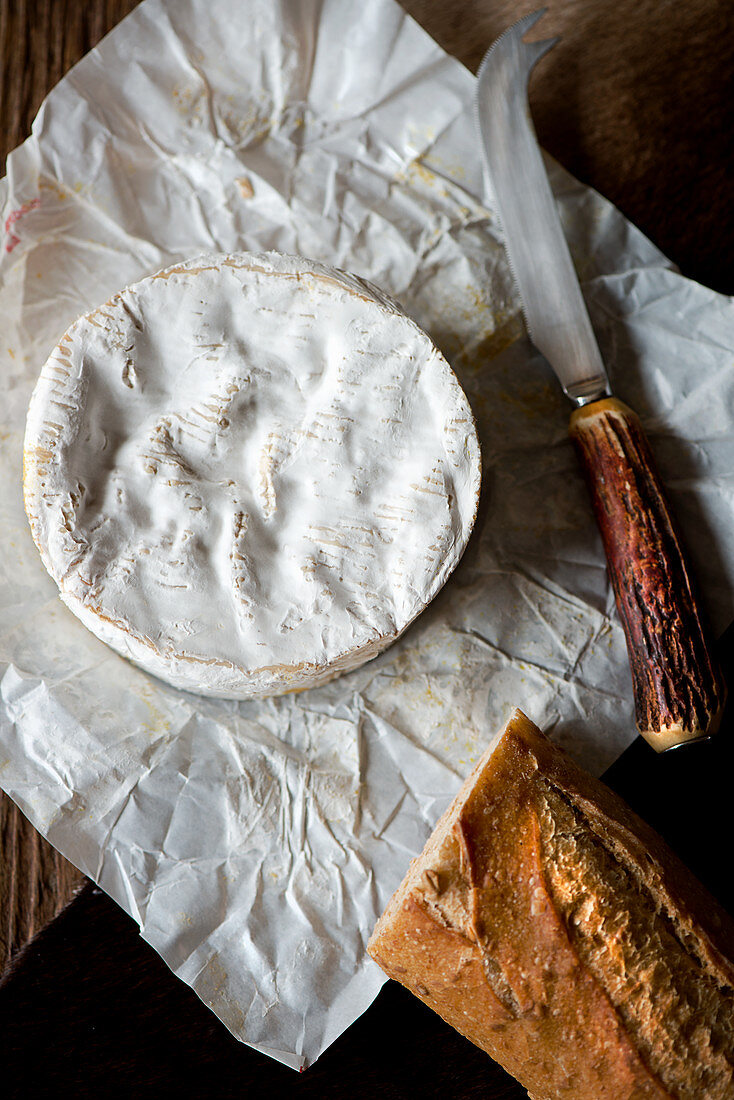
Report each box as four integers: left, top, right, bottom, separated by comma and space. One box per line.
2, 1, 733, 1095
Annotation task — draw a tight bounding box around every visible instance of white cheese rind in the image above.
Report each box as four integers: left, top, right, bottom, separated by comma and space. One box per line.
23, 252, 481, 698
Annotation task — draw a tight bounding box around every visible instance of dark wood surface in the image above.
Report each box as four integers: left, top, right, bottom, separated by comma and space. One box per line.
2, 1, 734, 1095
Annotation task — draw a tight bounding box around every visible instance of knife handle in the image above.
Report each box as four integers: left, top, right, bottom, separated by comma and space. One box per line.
569, 396, 726, 752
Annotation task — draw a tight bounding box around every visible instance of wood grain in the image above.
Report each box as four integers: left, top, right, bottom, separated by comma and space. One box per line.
0, 0, 141, 973
0, 0, 141, 163
403, 0, 734, 295
0, 801, 83, 970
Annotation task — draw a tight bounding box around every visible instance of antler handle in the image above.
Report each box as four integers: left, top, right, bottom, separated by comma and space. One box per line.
569, 397, 726, 752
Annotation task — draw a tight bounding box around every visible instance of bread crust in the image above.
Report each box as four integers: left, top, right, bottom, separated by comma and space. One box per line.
368, 710, 734, 1100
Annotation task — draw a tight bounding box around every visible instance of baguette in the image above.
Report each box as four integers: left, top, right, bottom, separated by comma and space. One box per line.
368, 710, 734, 1099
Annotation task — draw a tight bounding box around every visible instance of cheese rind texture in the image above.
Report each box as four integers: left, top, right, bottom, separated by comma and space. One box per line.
23, 252, 481, 698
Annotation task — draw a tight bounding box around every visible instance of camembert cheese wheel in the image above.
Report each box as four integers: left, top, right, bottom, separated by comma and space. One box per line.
23, 252, 481, 698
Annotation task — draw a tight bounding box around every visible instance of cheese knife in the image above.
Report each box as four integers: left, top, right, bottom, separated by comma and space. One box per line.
476, 9, 726, 751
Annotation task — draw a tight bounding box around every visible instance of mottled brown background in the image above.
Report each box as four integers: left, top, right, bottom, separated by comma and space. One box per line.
1, 1, 733, 1095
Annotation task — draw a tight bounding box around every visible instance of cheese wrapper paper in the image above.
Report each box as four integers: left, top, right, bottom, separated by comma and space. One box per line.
2, 0, 734, 1070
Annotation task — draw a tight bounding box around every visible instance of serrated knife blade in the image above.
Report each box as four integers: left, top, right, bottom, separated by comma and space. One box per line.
476, 8, 609, 405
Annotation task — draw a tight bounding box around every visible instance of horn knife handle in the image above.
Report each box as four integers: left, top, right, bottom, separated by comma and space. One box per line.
569, 396, 726, 751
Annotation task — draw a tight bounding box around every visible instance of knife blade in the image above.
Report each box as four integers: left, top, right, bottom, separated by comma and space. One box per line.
476, 9, 726, 751
476, 10, 608, 406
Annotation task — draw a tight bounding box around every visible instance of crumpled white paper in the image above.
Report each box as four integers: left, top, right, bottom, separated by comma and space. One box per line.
1, 0, 734, 1071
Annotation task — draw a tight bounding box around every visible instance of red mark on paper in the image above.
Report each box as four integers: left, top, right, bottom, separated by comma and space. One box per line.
4, 197, 40, 253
